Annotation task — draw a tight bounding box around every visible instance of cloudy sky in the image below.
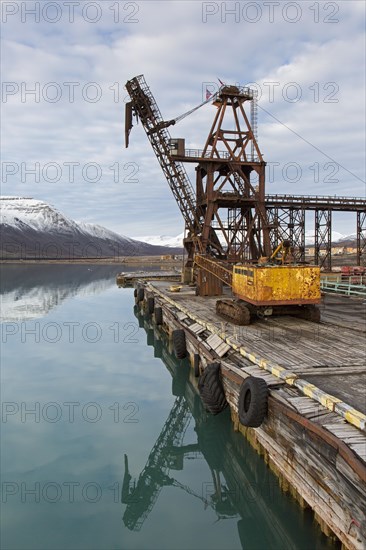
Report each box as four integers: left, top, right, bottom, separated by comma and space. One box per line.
1, 0, 365, 237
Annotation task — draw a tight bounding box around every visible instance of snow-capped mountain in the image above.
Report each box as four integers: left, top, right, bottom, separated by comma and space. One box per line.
140, 229, 355, 248
0, 197, 183, 259
135, 232, 185, 248
1, 196, 80, 233
304, 230, 346, 245
333, 233, 357, 244
77, 221, 137, 244
0, 197, 356, 259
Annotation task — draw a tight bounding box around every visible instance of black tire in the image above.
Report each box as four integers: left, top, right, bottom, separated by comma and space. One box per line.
238, 377, 268, 428
198, 362, 228, 415
137, 288, 144, 302
147, 329, 154, 347
193, 394, 203, 418
196, 414, 229, 470
134, 305, 144, 328
194, 354, 200, 377
171, 364, 189, 397
172, 329, 187, 359
154, 339, 163, 358
147, 297, 155, 315
154, 307, 163, 325
172, 377, 184, 397
133, 288, 137, 298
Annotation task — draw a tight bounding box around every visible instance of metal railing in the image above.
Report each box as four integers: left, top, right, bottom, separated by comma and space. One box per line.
320, 277, 366, 297
194, 254, 233, 286
266, 194, 366, 208
181, 148, 260, 162
219, 85, 256, 99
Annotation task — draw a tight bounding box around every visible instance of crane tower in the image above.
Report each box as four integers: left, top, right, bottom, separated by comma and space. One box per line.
125, 76, 271, 271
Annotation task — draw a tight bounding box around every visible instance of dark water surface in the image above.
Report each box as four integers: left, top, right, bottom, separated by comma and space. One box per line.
0, 265, 335, 550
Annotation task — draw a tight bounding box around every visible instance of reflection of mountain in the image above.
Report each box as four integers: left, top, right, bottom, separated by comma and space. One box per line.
123, 309, 328, 549
0, 264, 123, 321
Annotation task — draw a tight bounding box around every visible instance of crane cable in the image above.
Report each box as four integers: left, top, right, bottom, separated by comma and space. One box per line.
173, 91, 219, 124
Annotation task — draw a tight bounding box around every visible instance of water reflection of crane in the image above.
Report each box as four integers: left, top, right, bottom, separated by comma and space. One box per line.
122, 308, 318, 549
122, 395, 194, 531
122, 390, 237, 531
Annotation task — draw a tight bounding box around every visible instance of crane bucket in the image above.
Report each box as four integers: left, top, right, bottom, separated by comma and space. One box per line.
125, 101, 133, 148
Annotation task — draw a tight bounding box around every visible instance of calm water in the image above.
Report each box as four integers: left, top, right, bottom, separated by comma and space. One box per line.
0, 265, 335, 550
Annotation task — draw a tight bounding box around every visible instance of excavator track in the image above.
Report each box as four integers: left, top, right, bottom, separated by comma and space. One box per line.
298, 305, 321, 323
216, 300, 251, 326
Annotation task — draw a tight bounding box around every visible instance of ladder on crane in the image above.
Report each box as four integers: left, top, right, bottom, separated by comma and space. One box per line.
125, 75, 202, 250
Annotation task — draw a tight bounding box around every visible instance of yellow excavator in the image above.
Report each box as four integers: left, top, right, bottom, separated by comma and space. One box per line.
195, 241, 321, 325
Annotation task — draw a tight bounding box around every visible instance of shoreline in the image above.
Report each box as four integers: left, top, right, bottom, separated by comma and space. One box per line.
0, 256, 183, 267
0, 253, 361, 269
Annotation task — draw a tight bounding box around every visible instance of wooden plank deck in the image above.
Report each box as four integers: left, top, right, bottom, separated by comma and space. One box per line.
149, 279, 366, 432
321, 293, 366, 333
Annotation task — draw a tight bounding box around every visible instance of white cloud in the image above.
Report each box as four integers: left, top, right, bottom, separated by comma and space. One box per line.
1, 1, 365, 236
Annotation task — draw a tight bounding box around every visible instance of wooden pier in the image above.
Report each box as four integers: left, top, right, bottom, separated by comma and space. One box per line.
116, 270, 181, 287
132, 279, 366, 549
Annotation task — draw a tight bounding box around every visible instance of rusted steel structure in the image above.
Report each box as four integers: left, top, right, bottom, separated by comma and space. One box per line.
266, 195, 366, 270
125, 75, 202, 265
176, 85, 272, 262
125, 75, 366, 270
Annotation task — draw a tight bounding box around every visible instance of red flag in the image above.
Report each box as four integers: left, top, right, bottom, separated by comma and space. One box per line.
206, 88, 212, 100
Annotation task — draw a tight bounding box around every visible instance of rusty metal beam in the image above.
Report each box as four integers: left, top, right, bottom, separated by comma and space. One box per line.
194, 254, 233, 286
125, 75, 202, 255
267, 207, 305, 262
357, 211, 366, 266
315, 210, 332, 270
265, 194, 366, 212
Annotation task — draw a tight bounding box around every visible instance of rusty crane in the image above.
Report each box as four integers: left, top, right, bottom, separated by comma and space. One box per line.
124, 75, 365, 323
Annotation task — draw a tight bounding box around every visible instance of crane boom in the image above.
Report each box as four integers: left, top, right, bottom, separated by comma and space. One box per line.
125, 75, 201, 246
122, 395, 191, 531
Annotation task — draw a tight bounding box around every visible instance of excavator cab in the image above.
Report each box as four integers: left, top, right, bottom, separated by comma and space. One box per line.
218, 262, 321, 325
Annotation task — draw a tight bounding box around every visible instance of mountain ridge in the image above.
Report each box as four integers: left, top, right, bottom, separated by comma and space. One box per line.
138, 230, 357, 247
1, 197, 356, 259
0, 197, 183, 259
